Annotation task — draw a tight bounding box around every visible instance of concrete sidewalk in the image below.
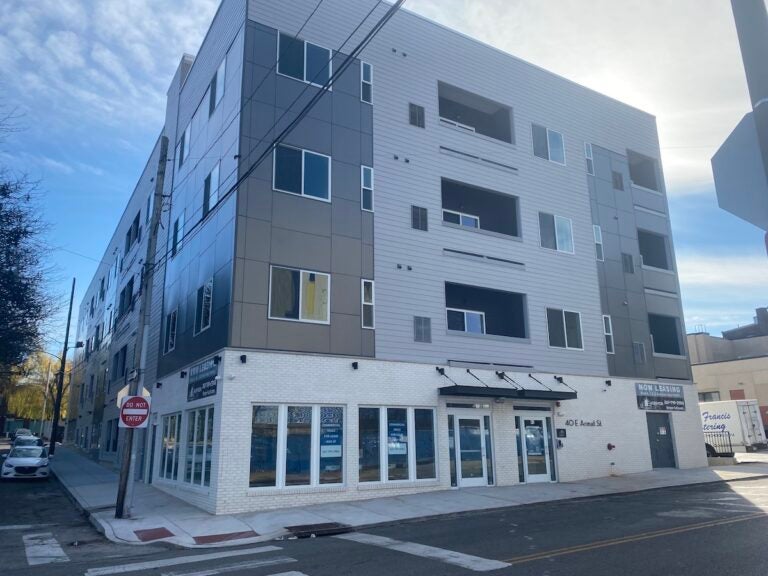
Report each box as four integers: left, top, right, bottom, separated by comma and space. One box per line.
52, 446, 768, 549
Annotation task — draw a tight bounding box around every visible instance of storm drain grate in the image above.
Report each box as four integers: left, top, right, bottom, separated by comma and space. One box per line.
284, 522, 352, 538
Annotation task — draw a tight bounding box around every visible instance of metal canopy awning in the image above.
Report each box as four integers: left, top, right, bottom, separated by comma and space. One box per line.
439, 385, 576, 401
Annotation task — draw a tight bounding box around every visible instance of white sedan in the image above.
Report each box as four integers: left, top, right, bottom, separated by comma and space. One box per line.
1, 446, 50, 480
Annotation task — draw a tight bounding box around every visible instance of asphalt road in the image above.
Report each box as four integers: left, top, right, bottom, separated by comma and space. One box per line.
2, 441, 768, 576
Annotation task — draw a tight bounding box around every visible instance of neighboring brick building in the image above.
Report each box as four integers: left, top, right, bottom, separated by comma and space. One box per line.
71, 0, 707, 514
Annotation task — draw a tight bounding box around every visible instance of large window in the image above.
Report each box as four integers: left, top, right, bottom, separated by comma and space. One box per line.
547, 308, 583, 350
438, 81, 513, 144
445, 282, 527, 339
203, 163, 220, 218
649, 313, 682, 356
628, 150, 659, 191
249, 405, 344, 488
159, 413, 182, 481
441, 179, 519, 238
360, 61, 372, 104
269, 266, 330, 324
273, 144, 331, 201
164, 309, 177, 354
124, 213, 140, 256
361, 280, 375, 329
539, 212, 574, 253
171, 212, 185, 256
209, 57, 226, 116
194, 277, 213, 335
532, 124, 565, 165
184, 406, 214, 487
361, 166, 374, 212
358, 407, 436, 483
277, 32, 331, 87
638, 230, 670, 270
699, 391, 721, 402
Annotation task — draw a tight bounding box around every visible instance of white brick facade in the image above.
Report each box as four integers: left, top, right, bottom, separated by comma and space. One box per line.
148, 349, 708, 514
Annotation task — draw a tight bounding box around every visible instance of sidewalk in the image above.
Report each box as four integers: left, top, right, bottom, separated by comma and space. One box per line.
52, 446, 768, 549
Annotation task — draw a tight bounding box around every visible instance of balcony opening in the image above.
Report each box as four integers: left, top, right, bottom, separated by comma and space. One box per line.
627, 150, 660, 191
638, 229, 670, 270
445, 282, 527, 339
441, 179, 519, 237
438, 82, 513, 144
649, 313, 682, 356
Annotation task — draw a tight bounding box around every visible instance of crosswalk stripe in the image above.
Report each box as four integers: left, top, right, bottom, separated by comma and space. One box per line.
336, 532, 510, 572
0, 524, 52, 531
22, 532, 70, 566
267, 573, 311, 576
160, 556, 296, 576
84, 545, 283, 576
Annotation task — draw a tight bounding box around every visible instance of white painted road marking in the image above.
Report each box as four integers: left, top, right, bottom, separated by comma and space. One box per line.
336, 532, 510, 572
22, 532, 70, 566
160, 557, 297, 576
0, 524, 52, 531
84, 545, 283, 575
268, 573, 311, 576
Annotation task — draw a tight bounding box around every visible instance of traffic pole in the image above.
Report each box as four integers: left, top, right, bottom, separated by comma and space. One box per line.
49, 278, 75, 457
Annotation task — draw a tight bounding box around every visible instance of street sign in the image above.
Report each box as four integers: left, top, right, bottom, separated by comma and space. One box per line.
119, 395, 151, 428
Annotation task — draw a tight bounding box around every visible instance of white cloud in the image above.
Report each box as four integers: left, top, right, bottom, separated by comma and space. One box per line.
677, 254, 768, 287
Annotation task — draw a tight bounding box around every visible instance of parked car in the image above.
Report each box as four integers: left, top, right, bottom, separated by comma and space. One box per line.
1, 446, 50, 480
12, 435, 44, 448
10, 428, 31, 440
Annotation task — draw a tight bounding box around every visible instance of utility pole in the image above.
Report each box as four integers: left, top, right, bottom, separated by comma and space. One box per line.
40, 359, 52, 438
49, 278, 75, 456
115, 136, 168, 519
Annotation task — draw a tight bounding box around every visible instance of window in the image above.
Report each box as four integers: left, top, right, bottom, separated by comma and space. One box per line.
585, 142, 594, 175
638, 230, 670, 270
159, 413, 182, 481
612, 171, 624, 191
633, 341, 647, 364
209, 57, 226, 116
110, 345, 127, 382
358, 407, 436, 483
249, 405, 344, 488
146, 194, 152, 225
124, 213, 140, 256
532, 124, 565, 164
622, 252, 635, 274
593, 225, 604, 261
603, 315, 614, 354
177, 123, 191, 169
203, 162, 220, 217
273, 144, 331, 201
414, 316, 431, 343
446, 282, 527, 339
409, 103, 425, 128
539, 212, 574, 253
698, 391, 721, 402
194, 278, 213, 335
627, 150, 659, 191
184, 406, 214, 487
171, 212, 185, 256
277, 32, 331, 86
361, 166, 374, 212
164, 309, 177, 354
411, 206, 428, 231
361, 61, 372, 103
269, 266, 330, 323
99, 277, 105, 301
438, 81, 513, 143
362, 280, 375, 329
117, 277, 134, 319
648, 313, 682, 356
442, 179, 520, 238
547, 308, 583, 350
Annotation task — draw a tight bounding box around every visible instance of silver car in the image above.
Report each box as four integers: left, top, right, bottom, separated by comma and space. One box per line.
12, 435, 44, 448
1, 446, 50, 480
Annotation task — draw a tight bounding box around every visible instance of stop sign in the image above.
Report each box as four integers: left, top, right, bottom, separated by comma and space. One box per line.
119, 395, 151, 429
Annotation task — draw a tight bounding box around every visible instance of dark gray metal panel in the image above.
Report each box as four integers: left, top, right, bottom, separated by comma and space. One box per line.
267, 320, 331, 353
330, 313, 363, 356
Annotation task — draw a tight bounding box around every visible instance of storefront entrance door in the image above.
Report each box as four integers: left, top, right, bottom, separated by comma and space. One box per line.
448, 410, 492, 487
520, 416, 552, 483
646, 412, 676, 468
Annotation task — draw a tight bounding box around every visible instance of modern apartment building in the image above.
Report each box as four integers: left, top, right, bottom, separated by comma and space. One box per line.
70, 0, 706, 514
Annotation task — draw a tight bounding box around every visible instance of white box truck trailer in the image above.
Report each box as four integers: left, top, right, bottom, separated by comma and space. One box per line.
700, 399, 767, 453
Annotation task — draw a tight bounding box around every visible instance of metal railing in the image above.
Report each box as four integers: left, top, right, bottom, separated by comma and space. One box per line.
704, 431, 734, 457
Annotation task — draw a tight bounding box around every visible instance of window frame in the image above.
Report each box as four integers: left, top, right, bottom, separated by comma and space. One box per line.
593, 225, 604, 261
360, 61, 372, 104
272, 144, 332, 203
194, 277, 214, 336
209, 57, 226, 116
159, 412, 182, 482
533, 124, 566, 165
268, 265, 331, 325
183, 405, 215, 488
276, 32, 333, 88
603, 314, 614, 354
546, 308, 584, 351
442, 208, 480, 230
177, 123, 191, 170
409, 103, 425, 128
584, 142, 594, 175
411, 205, 428, 231
446, 307, 486, 335
539, 212, 574, 254
203, 162, 221, 218
361, 279, 375, 329
164, 308, 177, 354
361, 165, 374, 212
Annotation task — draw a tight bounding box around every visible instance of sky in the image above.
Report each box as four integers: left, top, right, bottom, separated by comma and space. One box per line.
0, 0, 765, 349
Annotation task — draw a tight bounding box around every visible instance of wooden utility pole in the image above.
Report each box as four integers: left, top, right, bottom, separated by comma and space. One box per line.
49, 278, 75, 456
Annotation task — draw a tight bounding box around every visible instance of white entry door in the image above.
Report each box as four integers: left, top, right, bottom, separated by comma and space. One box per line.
450, 411, 491, 487
520, 416, 552, 483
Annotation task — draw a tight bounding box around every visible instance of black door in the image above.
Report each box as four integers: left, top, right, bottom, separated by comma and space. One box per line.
646, 413, 676, 468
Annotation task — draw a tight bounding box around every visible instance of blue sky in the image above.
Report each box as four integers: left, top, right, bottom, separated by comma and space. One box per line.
1, 0, 766, 350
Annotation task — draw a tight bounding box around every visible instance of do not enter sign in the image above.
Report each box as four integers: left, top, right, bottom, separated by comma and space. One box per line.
119, 395, 151, 428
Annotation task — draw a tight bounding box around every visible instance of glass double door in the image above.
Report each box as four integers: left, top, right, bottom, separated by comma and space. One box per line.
450, 411, 492, 487
519, 415, 552, 483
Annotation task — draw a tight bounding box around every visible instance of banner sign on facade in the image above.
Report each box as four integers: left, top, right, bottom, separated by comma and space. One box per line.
636, 383, 685, 412
187, 358, 218, 402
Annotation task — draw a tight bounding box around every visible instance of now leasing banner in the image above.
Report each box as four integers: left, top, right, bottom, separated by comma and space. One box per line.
187, 358, 218, 402
636, 382, 686, 412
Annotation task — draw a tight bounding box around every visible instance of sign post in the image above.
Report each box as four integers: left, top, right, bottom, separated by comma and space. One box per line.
119, 396, 151, 429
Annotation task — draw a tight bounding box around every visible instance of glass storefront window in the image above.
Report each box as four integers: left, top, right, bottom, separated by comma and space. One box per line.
387, 408, 409, 481
319, 407, 344, 484
514, 416, 525, 483
250, 405, 279, 487
160, 413, 181, 481
483, 415, 494, 485
183, 406, 214, 488
359, 408, 381, 482
286, 406, 313, 486
415, 409, 436, 479
448, 415, 457, 487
